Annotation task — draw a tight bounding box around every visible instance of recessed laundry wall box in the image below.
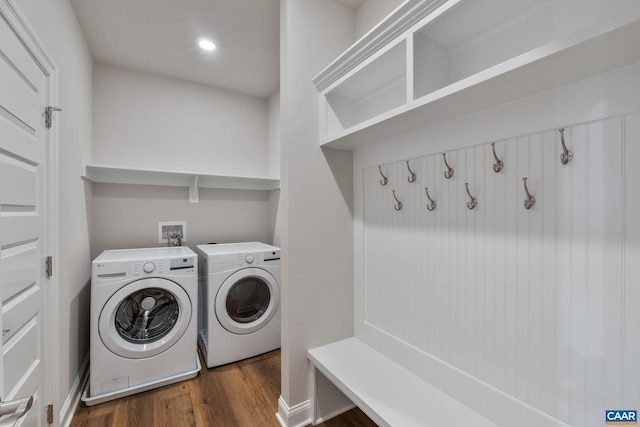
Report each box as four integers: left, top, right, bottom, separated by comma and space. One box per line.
311, 0, 640, 426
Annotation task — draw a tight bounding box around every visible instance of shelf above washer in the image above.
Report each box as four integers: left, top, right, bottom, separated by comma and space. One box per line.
82, 164, 280, 203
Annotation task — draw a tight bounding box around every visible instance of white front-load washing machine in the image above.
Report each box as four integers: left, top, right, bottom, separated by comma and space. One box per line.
196, 242, 280, 368
83, 247, 200, 406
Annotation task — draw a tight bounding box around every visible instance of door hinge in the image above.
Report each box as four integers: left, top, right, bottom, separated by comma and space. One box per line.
45, 256, 52, 279
45, 106, 62, 129
47, 404, 53, 424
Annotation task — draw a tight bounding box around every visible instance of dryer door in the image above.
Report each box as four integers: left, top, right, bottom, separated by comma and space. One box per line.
215, 268, 279, 335
99, 278, 192, 359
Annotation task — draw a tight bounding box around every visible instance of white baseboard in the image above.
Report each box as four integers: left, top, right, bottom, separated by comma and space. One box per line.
276, 396, 311, 427
59, 354, 89, 427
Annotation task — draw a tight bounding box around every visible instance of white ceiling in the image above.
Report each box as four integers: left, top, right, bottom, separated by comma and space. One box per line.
336, 0, 366, 10
71, 0, 366, 100
70, 0, 281, 99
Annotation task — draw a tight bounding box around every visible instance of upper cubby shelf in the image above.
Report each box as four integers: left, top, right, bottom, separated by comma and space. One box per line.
82, 164, 280, 203
314, 0, 640, 149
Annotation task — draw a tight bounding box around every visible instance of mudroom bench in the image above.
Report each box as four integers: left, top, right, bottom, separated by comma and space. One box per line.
307, 337, 498, 427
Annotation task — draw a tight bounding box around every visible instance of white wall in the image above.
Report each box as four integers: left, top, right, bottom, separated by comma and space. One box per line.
278, 0, 355, 423
93, 62, 269, 176
268, 90, 281, 179
354, 64, 640, 426
13, 0, 93, 423
90, 62, 278, 258
267, 91, 283, 247
355, 0, 403, 39
90, 184, 274, 258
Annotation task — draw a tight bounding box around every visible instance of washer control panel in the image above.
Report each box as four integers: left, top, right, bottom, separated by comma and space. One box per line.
143, 262, 156, 273
131, 256, 195, 277
170, 257, 195, 270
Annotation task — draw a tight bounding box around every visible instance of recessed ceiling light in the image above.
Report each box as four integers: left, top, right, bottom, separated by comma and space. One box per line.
198, 39, 216, 51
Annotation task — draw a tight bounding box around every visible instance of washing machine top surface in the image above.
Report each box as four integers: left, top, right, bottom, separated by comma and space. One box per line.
94, 246, 196, 263
196, 242, 279, 255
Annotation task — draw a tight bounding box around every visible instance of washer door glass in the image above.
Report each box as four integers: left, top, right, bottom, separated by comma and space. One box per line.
216, 268, 279, 335
115, 288, 180, 344
99, 278, 192, 359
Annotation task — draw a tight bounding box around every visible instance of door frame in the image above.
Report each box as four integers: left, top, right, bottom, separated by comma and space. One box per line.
0, 0, 59, 423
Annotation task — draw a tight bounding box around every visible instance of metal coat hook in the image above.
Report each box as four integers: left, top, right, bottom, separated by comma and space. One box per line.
424, 187, 436, 211
378, 165, 388, 186
442, 153, 454, 179
491, 142, 504, 173
522, 177, 536, 210
465, 182, 477, 210
392, 190, 403, 211
559, 128, 573, 165
406, 161, 417, 183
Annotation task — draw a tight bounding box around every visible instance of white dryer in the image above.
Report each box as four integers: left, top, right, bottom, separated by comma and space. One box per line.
196, 242, 280, 368
83, 247, 200, 406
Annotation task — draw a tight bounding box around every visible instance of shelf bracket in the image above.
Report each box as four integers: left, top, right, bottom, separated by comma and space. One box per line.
189, 175, 200, 204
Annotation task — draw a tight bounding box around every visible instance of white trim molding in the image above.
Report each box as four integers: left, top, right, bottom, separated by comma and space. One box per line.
60, 355, 89, 427
312, 0, 447, 92
276, 396, 311, 427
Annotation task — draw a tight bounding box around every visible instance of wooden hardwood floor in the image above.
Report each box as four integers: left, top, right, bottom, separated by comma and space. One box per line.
70, 350, 377, 427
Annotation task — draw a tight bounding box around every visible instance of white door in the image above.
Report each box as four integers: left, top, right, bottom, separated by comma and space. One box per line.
0, 2, 52, 425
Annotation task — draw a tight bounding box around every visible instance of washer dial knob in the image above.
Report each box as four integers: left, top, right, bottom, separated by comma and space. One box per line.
245, 254, 255, 264
143, 262, 155, 273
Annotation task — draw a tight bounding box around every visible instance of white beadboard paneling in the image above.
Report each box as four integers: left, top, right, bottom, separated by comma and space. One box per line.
471, 144, 484, 378
585, 119, 605, 426
555, 127, 573, 422
603, 118, 624, 411
494, 139, 508, 392
515, 135, 529, 403
503, 137, 518, 398
569, 123, 588, 427
361, 114, 634, 426
540, 128, 558, 415
623, 112, 640, 409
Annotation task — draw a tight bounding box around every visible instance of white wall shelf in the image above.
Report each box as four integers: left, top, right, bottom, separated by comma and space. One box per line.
82, 164, 280, 203
315, 0, 640, 150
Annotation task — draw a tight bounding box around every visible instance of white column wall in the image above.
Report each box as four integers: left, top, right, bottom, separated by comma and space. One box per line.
279, 0, 355, 420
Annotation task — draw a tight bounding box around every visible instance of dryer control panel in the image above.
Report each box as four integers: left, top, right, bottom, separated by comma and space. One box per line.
237, 249, 280, 266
